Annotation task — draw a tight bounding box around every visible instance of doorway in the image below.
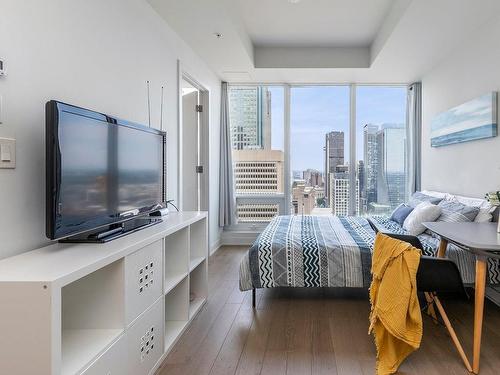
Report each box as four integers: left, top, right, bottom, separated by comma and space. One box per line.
179, 71, 209, 212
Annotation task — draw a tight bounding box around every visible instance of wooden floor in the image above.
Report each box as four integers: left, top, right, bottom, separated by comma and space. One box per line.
157, 246, 500, 375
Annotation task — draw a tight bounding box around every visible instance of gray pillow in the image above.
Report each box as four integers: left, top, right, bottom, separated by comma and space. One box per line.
390, 204, 414, 226
437, 200, 480, 223
408, 192, 443, 208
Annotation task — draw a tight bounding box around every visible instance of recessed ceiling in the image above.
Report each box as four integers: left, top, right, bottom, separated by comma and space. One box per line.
148, 0, 500, 83
236, 0, 395, 48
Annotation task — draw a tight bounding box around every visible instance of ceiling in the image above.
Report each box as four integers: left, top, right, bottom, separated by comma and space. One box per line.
235, 0, 394, 48
148, 0, 500, 83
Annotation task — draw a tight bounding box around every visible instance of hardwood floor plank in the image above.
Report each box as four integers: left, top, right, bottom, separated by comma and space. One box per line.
158, 246, 500, 375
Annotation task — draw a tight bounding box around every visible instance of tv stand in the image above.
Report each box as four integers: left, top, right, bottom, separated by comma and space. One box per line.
0, 211, 208, 375
60, 216, 162, 243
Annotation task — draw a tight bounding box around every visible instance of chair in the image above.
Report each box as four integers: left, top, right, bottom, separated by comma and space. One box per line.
367, 218, 472, 372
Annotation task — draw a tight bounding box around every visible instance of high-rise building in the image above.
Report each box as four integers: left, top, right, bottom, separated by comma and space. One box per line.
329, 166, 359, 216
292, 180, 319, 215
229, 86, 271, 150
324, 131, 344, 204
357, 160, 365, 209
377, 124, 407, 209
302, 169, 323, 187
363, 124, 379, 213
232, 149, 284, 194
361, 123, 406, 214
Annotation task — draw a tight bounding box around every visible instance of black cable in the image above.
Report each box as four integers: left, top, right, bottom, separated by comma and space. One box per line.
166, 200, 179, 212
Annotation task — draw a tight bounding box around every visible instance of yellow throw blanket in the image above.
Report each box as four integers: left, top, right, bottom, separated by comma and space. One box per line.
369, 233, 422, 375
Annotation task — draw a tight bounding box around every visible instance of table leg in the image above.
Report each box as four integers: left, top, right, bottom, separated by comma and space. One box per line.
437, 238, 448, 258
473, 257, 487, 374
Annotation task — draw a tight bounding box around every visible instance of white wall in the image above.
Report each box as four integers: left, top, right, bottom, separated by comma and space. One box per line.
0, 0, 221, 259
421, 14, 500, 198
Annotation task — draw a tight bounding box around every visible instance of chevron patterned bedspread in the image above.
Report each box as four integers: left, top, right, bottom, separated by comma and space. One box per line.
239, 215, 500, 291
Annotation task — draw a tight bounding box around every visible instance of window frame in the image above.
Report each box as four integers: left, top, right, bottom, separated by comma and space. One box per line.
227, 83, 410, 231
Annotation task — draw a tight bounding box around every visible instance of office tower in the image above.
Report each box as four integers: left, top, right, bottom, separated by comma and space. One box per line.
302, 169, 323, 187
229, 86, 271, 150
377, 124, 407, 209
363, 124, 379, 212
232, 149, 284, 194
324, 131, 344, 204
362, 123, 407, 214
329, 165, 359, 216
292, 180, 319, 215
357, 160, 365, 213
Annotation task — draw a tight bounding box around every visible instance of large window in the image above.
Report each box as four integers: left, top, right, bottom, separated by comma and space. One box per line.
229, 86, 285, 224
228, 84, 409, 225
356, 86, 408, 216
290, 86, 350, 216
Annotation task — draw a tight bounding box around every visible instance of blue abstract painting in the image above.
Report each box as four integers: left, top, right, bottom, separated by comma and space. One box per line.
431, 92, 497, 147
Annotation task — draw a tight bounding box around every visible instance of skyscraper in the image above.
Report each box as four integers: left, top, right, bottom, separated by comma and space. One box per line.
324, 131, 344, 204
302, 169, 323, 187
229, 87, 271, 150
363, 124, 379, 213
377, 124, 407, 209
329, 165, 359, 216
361, 123, 406, 214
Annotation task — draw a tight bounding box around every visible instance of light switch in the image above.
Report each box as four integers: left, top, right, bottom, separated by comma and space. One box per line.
0, 137, 15, 169
1, 144, 11, 161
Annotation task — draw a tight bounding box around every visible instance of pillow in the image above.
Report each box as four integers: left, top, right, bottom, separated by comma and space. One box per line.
421, 190, 448, 199
403, 201, 442, 235
437, 199, 480, 223
447, 194, 495, 223
389, 204, 414, 226
408, 192, 443, 208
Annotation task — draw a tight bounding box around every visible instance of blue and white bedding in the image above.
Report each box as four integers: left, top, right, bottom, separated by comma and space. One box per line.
239, 215, 500, 291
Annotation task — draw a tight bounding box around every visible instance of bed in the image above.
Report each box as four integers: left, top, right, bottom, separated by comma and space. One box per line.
239, 214, 500, 292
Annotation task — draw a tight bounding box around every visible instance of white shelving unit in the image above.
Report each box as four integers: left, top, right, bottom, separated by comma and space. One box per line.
0, 212, 208, 375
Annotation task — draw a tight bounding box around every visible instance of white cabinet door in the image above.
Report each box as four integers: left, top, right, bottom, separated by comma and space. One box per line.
126, 298, 164, 375
125, 240, 163, 325
81, 334, 127, 375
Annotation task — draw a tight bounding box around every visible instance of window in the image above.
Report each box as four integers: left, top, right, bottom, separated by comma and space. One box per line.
290, 86, 351, 216
228, 84, 409, 226
356, 86, 408, 216
229, 86, 285, 224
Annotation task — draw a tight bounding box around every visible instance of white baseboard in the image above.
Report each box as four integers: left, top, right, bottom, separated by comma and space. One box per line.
209, 238, 222, 256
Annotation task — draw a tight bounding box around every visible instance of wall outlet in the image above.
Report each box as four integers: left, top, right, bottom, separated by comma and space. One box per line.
0, 137, 16, 169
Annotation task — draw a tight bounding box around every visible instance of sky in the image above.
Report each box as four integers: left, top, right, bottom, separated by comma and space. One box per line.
268, 85, 407, 172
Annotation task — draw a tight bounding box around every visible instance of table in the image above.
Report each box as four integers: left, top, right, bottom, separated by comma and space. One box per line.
423, 222, 500, 374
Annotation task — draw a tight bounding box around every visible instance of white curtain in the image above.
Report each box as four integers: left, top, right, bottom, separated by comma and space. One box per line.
219, 82, 236, 227
406, 82, 422, 197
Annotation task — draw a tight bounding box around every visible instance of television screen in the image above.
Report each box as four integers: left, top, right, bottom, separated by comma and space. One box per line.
46, 101, 166, 240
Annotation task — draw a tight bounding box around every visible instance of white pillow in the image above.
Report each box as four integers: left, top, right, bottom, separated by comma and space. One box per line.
422, 190, 494, 222
446, 194, 494, 223
403, 201, 442, 236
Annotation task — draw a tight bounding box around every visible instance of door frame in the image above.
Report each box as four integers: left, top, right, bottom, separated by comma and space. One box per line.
177, 60, 210, 212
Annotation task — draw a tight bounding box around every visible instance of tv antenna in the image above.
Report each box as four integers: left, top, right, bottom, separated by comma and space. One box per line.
146, 80, 151, 127
160, 85, 164, 130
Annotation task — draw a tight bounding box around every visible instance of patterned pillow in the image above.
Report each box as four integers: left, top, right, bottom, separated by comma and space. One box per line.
437, 199, 480, 223
408, 192, 443, 208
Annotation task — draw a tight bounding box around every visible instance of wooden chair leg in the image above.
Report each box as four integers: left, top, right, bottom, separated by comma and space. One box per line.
424, 292, 439, 323
433, 295, 473, 372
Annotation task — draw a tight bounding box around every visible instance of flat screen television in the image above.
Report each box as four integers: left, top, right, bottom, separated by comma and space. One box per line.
46, 101, 166, 241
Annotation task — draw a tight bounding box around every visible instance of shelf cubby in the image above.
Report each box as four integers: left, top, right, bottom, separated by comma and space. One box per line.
189, 218, 207, 271
164, 227, 190, 293
189, 260, 208, 319
164, 276, 189, 351
61, 259, 125, 375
